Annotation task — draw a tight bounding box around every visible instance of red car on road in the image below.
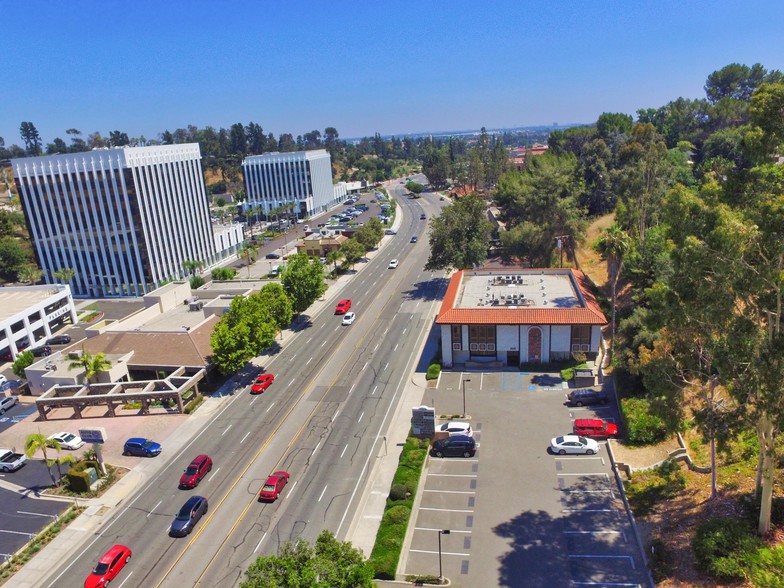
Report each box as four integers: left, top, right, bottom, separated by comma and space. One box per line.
180, 454, 213, 488
258, 471, 290, 501
84, 544, 132, 588
335, 299, 352, 314
251, 374, 275, 394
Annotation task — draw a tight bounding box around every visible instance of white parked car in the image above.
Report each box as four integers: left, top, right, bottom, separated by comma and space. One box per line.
341, 312, 356, 325
0, 395, 17, 414
0, 374, 7, 387
550, 435, 600, 455
388, 259, 399, 269
48, 432, 85, 450
439, 421, 473, 437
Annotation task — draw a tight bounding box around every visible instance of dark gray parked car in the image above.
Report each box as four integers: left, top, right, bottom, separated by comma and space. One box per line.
170, 495, 208, 537
566, 388, 609, 407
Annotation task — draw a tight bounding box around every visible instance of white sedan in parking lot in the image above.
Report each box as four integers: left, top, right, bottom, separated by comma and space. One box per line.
550, 435, 600, 455
48, 432, 85, 450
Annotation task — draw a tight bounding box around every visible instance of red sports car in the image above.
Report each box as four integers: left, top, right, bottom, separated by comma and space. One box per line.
84, 544, 132, 588
258, 471, 290, 501
335, 299, 352, 314
251, 374, 275, 394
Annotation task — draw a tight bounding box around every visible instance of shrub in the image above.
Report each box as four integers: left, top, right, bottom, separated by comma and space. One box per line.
383, 504, 411, 525
389, 483, 408, 501
212, 267, 237, 281
560, 360, 588, 381
64, 460, 101, 493
649, 537, 674, 582
693, 517, 762, 581
190, 275, 205, 289
621, 397, 668, 445
184, 393, 204, 414
624, 459, 686, 517
426, 364, 441, 380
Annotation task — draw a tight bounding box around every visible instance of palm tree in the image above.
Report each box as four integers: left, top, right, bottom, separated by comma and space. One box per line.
595, 224, 631, 360
238, 241, 258, 278
18, 264, 43, 285
182, 259, 203, 277
25, 433, 61, 486
67, 348, 112, 387
53, 267, 76, 284
326, 250, 342, 273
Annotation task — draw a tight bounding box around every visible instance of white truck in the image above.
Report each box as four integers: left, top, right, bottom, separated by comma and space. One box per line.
0, 449, 26, 472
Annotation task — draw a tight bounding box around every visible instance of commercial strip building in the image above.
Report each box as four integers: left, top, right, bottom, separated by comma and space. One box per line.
11, 144, 242, 298
0, 285, 77, 360
436, 268, 606, 368
242, 149, 347, 219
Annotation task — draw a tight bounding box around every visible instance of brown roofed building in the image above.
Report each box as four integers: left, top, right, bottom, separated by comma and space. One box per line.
436, 268, 606, 368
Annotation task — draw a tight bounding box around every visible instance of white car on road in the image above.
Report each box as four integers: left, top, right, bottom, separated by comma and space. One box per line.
550, 435, 600, 455
48, 432, 85, 450
341, 312, 356, 325
388, 259, 399, 269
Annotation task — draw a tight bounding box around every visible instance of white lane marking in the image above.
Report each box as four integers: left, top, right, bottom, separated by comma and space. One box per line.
340, 444, 348, 459
254, 532, 267, 553
358, 411, 364, 423
147, 500, 162, 518
207, 467, 220, 482
374, 343, 379, 352
265, 401, 276, 413
371, 385, 378, 395
251, 394, 259, 404
222, 424, 232, 436
393, 343, 398, 351
402, 328, 407, 335
240, 431, 251, 444
306, 357, 313, 366
383, 362, 389, 371
318, 485, 328, 502
321, 340, 327, 348
332, 409, 340, 421
383, 327, 389, 336
288, 480, 298, 497
362, 361, 369, 371
311, 441, 321, 458
350, 383, 355, 393
117, 572, 134, 588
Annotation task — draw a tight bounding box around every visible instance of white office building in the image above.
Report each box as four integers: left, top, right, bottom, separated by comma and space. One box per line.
242, 149, 340, 219
12, 144, 220, 297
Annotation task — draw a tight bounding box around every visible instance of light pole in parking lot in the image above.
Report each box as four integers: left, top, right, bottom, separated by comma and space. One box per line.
462, 379, 470, 418
437, 529, 451, 581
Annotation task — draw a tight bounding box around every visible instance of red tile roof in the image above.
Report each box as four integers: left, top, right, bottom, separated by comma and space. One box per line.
436, 269, 606, 325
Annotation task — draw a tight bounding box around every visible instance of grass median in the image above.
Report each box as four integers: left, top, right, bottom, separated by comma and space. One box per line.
369, 435, 429, 580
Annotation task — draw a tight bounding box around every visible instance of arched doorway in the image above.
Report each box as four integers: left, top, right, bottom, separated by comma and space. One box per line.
528, 327, 542, 363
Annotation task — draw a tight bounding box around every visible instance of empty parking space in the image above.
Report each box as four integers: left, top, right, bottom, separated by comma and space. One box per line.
0, 487, 69, 563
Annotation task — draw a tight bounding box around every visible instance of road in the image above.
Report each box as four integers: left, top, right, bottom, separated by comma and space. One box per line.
43, 183, 449, 587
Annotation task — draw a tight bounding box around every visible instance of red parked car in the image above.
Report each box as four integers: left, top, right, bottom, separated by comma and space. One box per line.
573, 418, 619, 439
251, 374, 275, 394
258, 471, 290, 501
334, 299, 352, 314
180, 454, 213, 489
84, 544, 132, 588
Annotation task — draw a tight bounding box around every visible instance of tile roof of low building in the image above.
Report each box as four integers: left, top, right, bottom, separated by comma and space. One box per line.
436, 268, 606, 325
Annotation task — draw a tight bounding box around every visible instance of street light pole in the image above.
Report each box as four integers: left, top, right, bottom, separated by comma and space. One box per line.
462, 379, 470, 418
438, 529, 451, 582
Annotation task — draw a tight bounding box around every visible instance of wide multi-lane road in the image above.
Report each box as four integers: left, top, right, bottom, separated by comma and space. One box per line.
43, 185, 447, 587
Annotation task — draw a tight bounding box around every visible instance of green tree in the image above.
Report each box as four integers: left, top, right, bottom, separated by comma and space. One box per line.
425, 193, 493, 271
212, 267, 237, 281
326, 249, 342, 272
281, 253, 326, 313
24, 433, 62, 485
182, 259, 203, 276
240, 530, 373, 588
210, 317, 252, 375
340, 239, 365, 270
353, 218, 383, 251
12, 350, 34, 379
53, 267, 75, 284
67, 349, 111, 387
19, 121, 42, 155
18, 264, 43, 285
238, 242, 259, 278
595, 224, 631, 358
255, 283, 293, 331
0, 237, 31, 280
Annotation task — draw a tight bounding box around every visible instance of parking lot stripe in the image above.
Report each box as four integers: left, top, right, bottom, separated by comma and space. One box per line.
561, 489, 615, 497
419, 507, 473, 513
16, 511, 56, 519
415, 527, 472, 533
569, 554, 636, 569
0, 530, 33, 537
565, 530, 627, 541
423, 490, 476, 494
556, 472, 610, 480
409, 549, 470, 557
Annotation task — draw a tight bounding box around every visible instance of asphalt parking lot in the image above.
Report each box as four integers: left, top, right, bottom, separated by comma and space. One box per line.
0, 486, 70, 564
402, 370, 651, 587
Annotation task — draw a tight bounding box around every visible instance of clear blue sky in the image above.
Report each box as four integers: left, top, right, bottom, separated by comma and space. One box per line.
4, 1, 784, 146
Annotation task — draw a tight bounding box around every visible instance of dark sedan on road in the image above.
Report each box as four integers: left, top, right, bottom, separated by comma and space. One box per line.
169, 495, 208, 537
47, 334, 72, 345
123, 438, 162, 457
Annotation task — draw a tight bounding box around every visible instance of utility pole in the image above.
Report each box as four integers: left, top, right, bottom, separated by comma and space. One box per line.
554, 235, 570, 268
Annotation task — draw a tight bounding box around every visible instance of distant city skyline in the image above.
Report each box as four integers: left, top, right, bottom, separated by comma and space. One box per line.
3, 1, 784, 147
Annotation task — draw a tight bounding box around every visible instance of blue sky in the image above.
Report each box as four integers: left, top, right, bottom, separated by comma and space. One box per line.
4, 1, 784, 146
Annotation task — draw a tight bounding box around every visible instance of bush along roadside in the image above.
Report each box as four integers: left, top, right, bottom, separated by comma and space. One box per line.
184, 393, 205, 414
369, 436, 429, 580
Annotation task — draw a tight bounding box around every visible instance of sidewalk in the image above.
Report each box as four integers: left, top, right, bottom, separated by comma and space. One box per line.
9, 202, 406, 587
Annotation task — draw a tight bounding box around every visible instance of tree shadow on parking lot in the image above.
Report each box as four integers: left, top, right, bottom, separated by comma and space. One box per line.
531, 374, 563, 387
401, 276, 450, 302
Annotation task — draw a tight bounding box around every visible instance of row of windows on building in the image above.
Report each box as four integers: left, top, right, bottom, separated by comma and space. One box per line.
451, 324, 593, 357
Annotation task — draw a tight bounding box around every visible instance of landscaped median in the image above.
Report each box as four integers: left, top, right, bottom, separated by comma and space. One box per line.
369, 436, 429, 580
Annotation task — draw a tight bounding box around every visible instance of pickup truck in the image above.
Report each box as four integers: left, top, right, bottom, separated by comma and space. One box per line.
0, 449, 27, 472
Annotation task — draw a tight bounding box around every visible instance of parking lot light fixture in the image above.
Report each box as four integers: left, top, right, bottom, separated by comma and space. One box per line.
438, 529, 451, 581
462, 379, 471, 418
